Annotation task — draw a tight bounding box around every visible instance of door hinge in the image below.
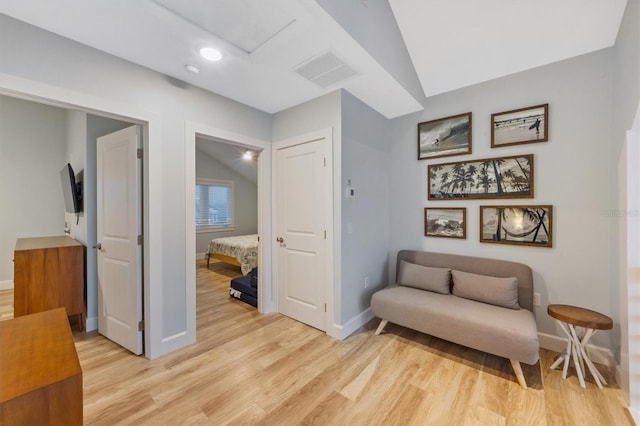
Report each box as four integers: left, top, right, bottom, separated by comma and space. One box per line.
257, 236, 260, 242
324, 157, 326, 167
138, 320, 145, 331
137, 234, 143, 245
324, 303, 327, 312
137, 148, 143, 159
324, 230, 326, 240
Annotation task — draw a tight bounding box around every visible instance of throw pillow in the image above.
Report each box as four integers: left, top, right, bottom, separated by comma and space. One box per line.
397, 260, 451, 294
451, 269, 520, 309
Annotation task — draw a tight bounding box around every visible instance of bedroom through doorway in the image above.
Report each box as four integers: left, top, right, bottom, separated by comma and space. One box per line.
194, 136, 260, 322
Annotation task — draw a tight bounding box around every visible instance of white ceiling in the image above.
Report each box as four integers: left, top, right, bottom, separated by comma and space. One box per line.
0, 0, 628, 118
389, 0, 628, 98
196, 136, 258, 184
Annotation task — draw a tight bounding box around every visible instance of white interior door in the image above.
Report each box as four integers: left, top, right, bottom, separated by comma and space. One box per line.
97, 125, 143, 355
274, 130, 330, 331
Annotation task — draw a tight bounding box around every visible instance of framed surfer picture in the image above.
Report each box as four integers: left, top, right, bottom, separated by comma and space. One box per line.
418, 112, 472, 160
491, 104, 548, 148
425, 207, 466, 239
480, 205, 552, 247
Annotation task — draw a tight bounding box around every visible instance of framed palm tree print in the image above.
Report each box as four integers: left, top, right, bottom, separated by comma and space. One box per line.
480, 205, 552, 247
428, 154, 534, 200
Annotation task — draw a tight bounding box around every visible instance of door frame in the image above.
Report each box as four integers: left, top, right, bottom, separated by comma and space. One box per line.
0, 72, 166, 357
271, 128, 334, 334
184, 122, 272, 341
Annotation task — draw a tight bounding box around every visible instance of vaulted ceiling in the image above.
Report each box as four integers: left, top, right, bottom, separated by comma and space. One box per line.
0, 0, 628, 119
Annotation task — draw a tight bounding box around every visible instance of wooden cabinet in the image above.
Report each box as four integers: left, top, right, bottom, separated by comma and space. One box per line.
0, 308, 83, 425
14, 236, 84, 330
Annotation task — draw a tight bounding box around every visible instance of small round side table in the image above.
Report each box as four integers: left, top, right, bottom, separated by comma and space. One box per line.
547, 304, 613, 389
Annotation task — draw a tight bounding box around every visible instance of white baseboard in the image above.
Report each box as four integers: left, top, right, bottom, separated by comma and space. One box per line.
0, 280, 13, 291
332, 308, 375, 340
86, 316, 98, 332
538, 332, 617, 372
630, 407, 640, 425
197, 252, 208, 260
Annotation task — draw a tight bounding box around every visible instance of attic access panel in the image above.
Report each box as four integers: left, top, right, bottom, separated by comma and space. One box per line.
152, 0, 295, 53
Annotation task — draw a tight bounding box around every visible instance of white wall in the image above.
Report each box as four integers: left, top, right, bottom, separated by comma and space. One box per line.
340, 91, 391, 324
0, 94, 66, 285
195, 147, 258, 255
0, 14, 272, 357
389, 48, 615, 348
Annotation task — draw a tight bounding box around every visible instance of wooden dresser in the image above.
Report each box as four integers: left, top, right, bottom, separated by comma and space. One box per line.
14, 236, 84, 330
0, 308, 83, 425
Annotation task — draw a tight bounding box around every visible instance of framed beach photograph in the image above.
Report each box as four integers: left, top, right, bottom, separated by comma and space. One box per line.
491, 104, 548, 148
428, 154, 534, 200
425, 208, 466, 239
418, 112, 472, 160
480, 205, 552, 247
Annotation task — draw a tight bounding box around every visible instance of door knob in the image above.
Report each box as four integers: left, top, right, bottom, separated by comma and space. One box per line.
276, 237, 284, 243
94, 243, 102, 250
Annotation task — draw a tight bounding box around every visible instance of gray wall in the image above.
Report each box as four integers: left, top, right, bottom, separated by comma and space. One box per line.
195, 147, 258, 256
0, 14, 272, 356
340, 91, 391, 322
611, 0, 640, 399
389, 48, 616, 348
0, 95, 66, 284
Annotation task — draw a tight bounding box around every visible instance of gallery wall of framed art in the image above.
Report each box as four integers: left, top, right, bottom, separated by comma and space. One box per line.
420, 104, 552, 248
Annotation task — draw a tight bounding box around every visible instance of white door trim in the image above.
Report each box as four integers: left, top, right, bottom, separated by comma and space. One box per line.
184, 121, 272, 342
0, 72, 167, 358
271, 127, 334, 333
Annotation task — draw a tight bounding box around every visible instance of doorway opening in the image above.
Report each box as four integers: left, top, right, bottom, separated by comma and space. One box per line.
195, 136, 259, 322
184, 122, 272, 343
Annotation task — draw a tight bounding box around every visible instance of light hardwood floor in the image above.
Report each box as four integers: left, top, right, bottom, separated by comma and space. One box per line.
0, 260, 634, 425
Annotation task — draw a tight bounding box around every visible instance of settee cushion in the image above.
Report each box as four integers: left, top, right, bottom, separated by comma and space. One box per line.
452, 269, 520, 310
397, 260, 451, 294
370, 286, 539, 364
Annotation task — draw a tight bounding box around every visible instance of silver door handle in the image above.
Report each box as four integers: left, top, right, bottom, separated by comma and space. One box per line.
276, 237, 284, 243
94, 243, 102, 250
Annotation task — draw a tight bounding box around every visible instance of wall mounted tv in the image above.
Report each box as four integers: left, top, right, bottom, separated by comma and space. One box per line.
60, 163, 83, 213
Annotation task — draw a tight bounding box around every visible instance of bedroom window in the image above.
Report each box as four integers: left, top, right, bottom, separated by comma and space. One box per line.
195, 179, 234, 231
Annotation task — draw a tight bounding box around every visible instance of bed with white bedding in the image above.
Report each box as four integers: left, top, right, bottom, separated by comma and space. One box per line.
206, 234, 258, 276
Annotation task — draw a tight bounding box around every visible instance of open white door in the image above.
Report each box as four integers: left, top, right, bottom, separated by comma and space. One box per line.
96, 125, 143, 355
273, 130, 331, 331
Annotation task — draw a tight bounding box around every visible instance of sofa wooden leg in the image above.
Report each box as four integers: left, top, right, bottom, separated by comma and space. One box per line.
510, 359, 528, 389
375, 319, 388, 335
206, 253, 210, 268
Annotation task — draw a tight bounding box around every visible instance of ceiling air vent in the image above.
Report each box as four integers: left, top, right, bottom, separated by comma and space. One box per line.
294, 52, 359, 88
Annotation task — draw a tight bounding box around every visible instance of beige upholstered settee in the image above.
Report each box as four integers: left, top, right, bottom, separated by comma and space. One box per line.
371, 250, 539, 389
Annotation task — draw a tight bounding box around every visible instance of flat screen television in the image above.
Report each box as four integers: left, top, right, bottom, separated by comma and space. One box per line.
60, 163, 83, 213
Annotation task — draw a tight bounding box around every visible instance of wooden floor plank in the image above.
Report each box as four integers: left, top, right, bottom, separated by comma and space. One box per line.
0, 259, 633, 425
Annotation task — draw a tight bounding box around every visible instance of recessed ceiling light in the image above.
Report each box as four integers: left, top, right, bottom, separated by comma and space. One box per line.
200, 47, 222, 61
243, 151, 254, 160
185, 64, 200, 74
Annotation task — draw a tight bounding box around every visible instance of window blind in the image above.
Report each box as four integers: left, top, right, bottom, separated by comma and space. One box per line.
195, 180, 233, 227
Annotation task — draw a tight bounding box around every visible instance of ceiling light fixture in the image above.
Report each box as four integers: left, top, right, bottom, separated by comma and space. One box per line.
199, 47, 222, 61
185, 64, 200, 74
243, 151, 254, 160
